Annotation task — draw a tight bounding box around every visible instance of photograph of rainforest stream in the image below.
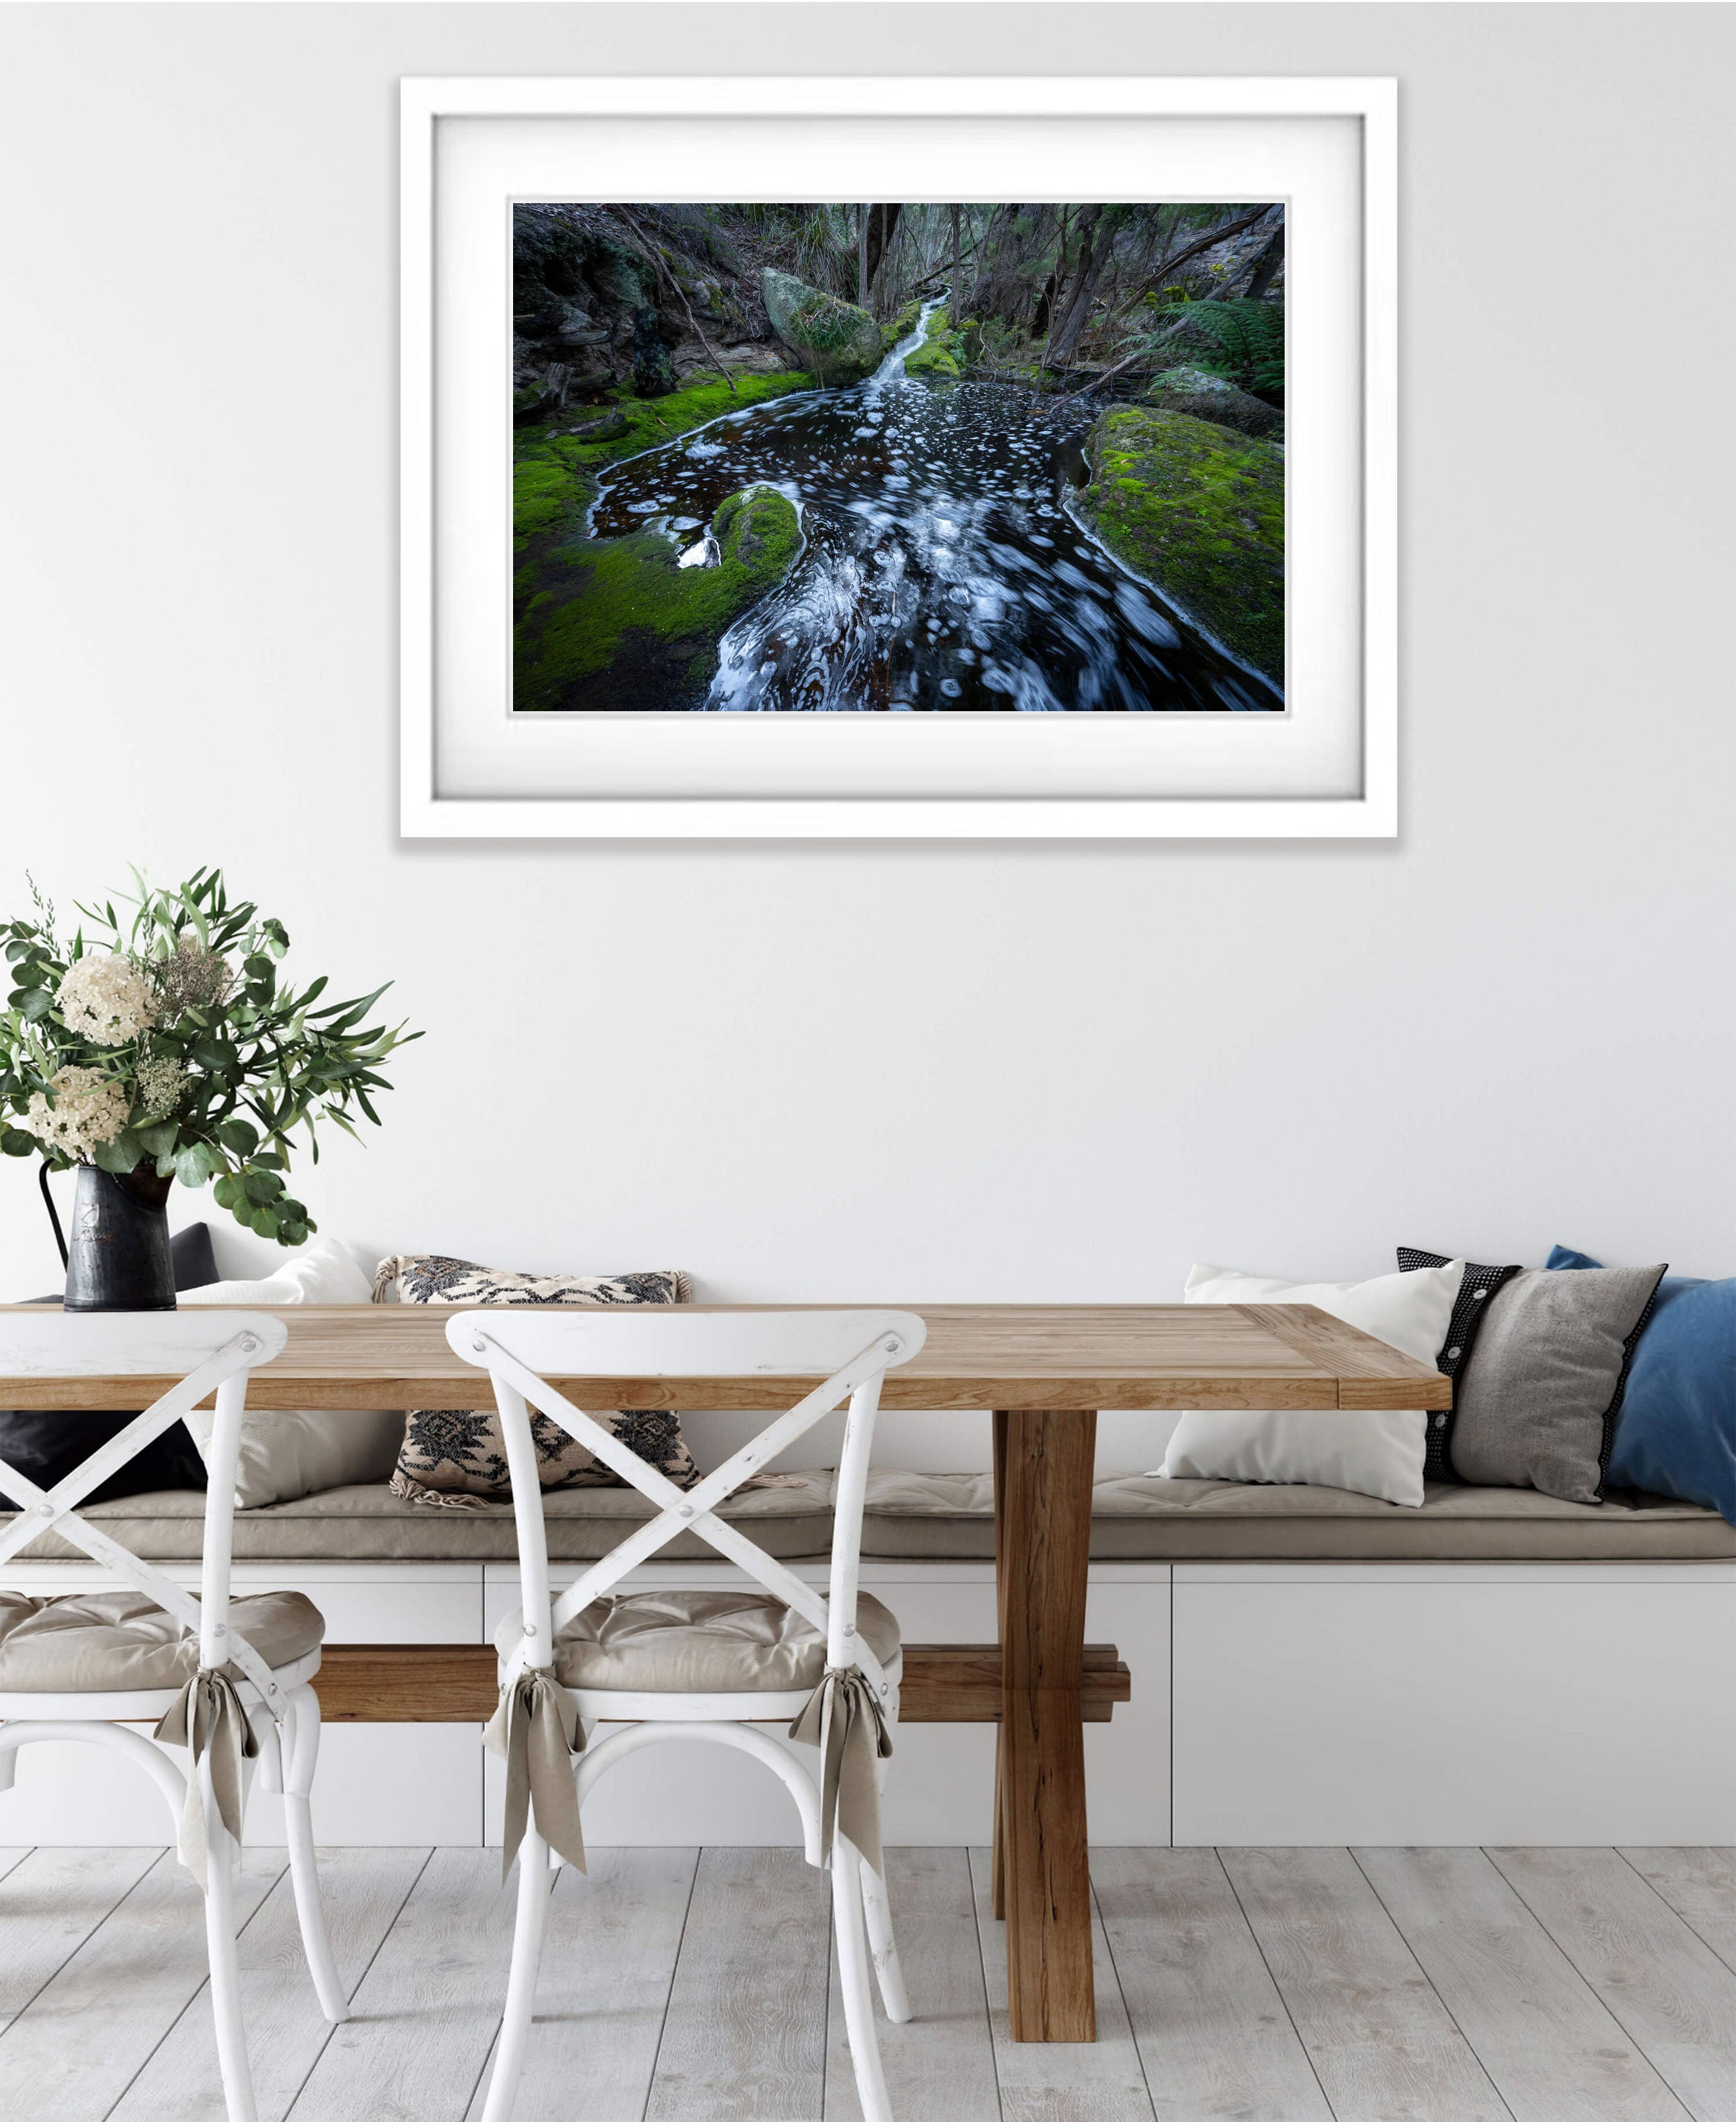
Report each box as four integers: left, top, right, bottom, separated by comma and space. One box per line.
512, 202, 1286, 713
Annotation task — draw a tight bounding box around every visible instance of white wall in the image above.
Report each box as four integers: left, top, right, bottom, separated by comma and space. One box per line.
1, 4, 1731, 1326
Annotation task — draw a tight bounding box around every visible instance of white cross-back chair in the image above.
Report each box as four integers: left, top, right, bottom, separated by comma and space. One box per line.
0, 1312, 347, 2122
448, 1305, 928, 2122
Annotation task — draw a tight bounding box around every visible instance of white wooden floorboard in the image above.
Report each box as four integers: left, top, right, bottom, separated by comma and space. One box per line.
1620, 1850, 1736, 1980
967, 1845, 1153, 2122
644, 1845, 833, 2122
1093, 1847, 1332, 2122
825, 1847, 1001, 2122
1218, 1845, 1510, 2122
0, 1845, 30, 1885
6, 1844, 1736, 2122
110, 1845, 431, 2122
0, 1845, 161, 2034
1356, 1845, 1690, 2122
462, 1847, 699, 2122
0, 1846, 284, 2122
285, 1847, 519, 2122
1488, 1846, 1736, 2122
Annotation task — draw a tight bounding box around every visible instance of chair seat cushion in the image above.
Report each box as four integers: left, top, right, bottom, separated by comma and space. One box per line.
0, 1589, 325, 1692
500, 1588, 901, 1695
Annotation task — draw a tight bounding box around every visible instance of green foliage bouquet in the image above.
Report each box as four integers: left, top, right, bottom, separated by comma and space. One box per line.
0, 869, 419, 1245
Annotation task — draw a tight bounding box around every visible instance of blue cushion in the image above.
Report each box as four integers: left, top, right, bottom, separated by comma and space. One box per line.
1546, 1245, 1736, 1523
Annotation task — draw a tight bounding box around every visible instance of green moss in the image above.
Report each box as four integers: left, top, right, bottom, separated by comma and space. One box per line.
514, 484, 801, 711
1074, 407, 1284, 683
511, 370, 813, 556
903, 304, 967, 381
761, 271, 882, 383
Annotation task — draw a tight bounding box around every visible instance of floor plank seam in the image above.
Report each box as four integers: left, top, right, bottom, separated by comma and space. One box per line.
99, 1852, 293, 2122
638, 1848, 701, 2122
1613, 1846, 1736, 1984
1210, 1848, 1345, 2122
966, 1847, 1009, 2122
284, 1845, 437, 2122
1487, 1844, 1736, 2119
1090, 1874, 1157, 2121
1345, 1847, 1521, 2122
1, 1849, 174, 2055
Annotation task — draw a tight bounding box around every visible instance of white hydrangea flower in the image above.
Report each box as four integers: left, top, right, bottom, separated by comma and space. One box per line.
22, 1067, 131, 1159
56, 953, 158, 1046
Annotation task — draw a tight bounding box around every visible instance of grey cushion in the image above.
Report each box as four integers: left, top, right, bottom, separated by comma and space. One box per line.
0, 1588, 323, 1692
505, 1588, 901, 1694
1451, 1265, 1666, 1503
6, 1459, 1730, 1568
854, 1470, 1736, 1563
4, 1470, 838, 1564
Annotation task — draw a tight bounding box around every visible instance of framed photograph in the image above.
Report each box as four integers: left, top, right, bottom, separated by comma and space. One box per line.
401, 77, 1395, 838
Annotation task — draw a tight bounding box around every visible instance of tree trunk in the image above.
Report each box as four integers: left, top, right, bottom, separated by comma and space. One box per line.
950, 204, 961, 311
1045, 206, 1108, 367
1242, 222, 1285, 302
858, 204, 869, 307
863, 203, 902, 298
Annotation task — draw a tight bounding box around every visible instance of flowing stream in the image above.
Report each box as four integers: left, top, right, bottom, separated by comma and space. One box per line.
588, 299, 1280, 712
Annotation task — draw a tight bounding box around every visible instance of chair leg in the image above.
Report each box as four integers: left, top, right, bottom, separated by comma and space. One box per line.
480, 1827, 553, 2122
279, 1687, 348, 2024
833, 1835, 894, 2122
858, 1856, 911, 2024
202, 1780, 260, 2122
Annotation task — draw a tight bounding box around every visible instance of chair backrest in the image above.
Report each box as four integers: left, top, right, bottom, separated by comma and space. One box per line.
0, 1312, 289, 1693
445, 1309, 927, 1700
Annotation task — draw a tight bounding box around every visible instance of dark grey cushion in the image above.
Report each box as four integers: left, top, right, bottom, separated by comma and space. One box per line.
1451, 1265, 1666, 1503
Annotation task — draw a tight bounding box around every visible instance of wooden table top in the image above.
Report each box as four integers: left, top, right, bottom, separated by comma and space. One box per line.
0, 1301, 1451, 1413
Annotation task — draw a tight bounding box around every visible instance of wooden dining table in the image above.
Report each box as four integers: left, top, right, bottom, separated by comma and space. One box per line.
0, 1298, 1451, 2043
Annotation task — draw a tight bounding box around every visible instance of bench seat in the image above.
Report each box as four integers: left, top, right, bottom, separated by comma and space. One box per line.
7, 1467, 1731, 1564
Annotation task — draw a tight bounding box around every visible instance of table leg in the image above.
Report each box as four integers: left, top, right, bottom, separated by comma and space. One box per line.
993, 1405, 1097, 2042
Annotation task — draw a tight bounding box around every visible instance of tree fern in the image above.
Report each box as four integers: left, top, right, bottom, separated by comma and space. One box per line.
1160, 299, 1285, 395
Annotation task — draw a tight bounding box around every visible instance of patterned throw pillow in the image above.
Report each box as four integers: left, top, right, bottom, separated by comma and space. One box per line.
374, 1255, 700, 1509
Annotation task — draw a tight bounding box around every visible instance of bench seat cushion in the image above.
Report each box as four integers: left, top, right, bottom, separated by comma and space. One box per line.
502, 1588, 901, 1694
6, 1472, 838, 1564
858, 1471, 1736, 1562
6, 1468, 1731, 1566
0, 1588, 323, 1691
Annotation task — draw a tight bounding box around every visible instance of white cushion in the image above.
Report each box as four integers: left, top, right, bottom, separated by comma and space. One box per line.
178, 1237, 403, 1508
1155, 1260, 1466, 1509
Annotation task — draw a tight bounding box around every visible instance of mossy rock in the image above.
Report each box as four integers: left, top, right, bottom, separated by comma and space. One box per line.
761, 269, 882, 384
1144, 365, 1283, 441
1075, 407, 1284, 684
903, 302, 965, 380
514, 484, 802, 711
511, 369, 815, 556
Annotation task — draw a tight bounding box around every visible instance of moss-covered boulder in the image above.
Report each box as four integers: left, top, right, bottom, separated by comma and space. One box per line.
761, 269, 882, 385
512, 368, 815, 558
1143, 365, 1283, 440
514, 484, 801, 711
1076, 407, 1284, 684
904, 304, 965, 380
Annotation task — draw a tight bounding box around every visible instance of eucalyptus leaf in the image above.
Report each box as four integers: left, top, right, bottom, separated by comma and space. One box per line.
174, 1141, 217, 1188
93, 1130, 145, 1174
1, 1127, 34, 1156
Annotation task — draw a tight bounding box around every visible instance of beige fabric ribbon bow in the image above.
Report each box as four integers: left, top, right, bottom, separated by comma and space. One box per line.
788, 1665, 893, 1876
484, 1667, 588, 1882
154, 1669, 261, 1890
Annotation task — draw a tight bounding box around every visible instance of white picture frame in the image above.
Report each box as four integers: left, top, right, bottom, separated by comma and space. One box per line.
401, 75, 1397, 839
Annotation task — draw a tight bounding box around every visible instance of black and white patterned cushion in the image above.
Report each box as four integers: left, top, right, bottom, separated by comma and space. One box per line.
374, 1255, 700, 1508
1397, 1248, 1522, 1482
